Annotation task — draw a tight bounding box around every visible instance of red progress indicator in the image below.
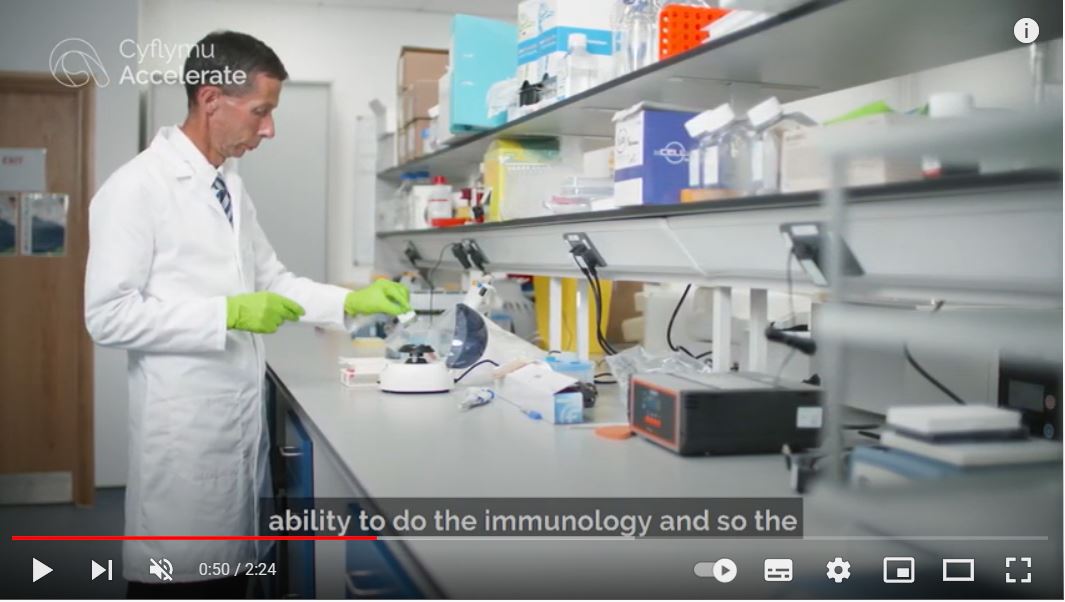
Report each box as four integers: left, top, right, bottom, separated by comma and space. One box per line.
11, 535, 377, 541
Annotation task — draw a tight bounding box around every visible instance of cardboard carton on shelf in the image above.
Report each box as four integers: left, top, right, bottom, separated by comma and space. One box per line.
399, 118, 432, 164
396, 46, 448, 92
399, 80, 440, 127
780, 112, 923, 193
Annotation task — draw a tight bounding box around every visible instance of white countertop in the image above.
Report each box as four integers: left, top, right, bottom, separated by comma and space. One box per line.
264, 326, 1063, 598
265, 326, 793, 499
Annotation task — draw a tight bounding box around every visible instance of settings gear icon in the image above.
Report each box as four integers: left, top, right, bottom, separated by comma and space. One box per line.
826, 557, 851, 583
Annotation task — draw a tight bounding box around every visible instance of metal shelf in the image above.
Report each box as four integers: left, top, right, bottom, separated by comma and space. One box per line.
378, 171, 1063, 305
376, 0, 1062, 183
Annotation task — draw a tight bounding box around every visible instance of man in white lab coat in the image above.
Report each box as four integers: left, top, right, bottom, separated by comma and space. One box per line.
84, 31, 409, 598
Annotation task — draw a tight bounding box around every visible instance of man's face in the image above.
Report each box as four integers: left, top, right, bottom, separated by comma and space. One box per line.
207, 72, 281, 159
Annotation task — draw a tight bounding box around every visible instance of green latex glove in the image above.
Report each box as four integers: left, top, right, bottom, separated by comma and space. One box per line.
226, 292, 305, 334
345, 279, 411, 316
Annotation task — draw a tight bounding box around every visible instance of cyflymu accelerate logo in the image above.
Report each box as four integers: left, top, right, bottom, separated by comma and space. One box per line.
49, 38, 110, 88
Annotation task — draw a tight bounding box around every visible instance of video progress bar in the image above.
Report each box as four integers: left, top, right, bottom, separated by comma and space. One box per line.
11, 536, 378, 541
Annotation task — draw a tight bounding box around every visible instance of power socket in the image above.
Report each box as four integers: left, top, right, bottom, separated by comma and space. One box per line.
563, 232, 607, 271
463, 239, 490, 271
404, 241, 422, 267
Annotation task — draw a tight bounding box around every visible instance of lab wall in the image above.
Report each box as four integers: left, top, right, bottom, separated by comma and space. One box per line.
0, 0, 141, 488
139, 0, 455, 286
780, 41, 1062, 411
785, 39, 1062, 120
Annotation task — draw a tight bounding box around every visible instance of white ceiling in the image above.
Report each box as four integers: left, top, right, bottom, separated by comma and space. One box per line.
246, 0, 520, 18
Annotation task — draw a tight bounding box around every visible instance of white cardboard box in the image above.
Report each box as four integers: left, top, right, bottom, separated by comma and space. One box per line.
499, 362, 584, 424
517, 0, 613, 92
780, 113, 923, 193
516, 0, 541, 84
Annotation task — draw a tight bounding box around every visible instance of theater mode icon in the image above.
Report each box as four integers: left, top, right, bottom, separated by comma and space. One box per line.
942, 559, 974, 582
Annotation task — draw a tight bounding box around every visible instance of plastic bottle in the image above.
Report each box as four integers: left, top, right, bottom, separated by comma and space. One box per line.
454, 190, 472, 221
613, 0, 660, 77
404, 171, 432, 229
388, 172, 416, 231
426, 175, 453, 226
922, 92, 977, 178
684, 103, 755, 197
746, 97, 817, 194
562, 33, 598, 98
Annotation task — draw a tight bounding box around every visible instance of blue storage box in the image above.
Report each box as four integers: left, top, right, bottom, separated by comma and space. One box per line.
449, 15, 517, 132
612, 102, 699, 206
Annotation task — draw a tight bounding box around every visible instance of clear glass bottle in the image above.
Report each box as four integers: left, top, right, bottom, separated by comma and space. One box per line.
685, 103, 756, 196
390, 172, 416, 231
747, 97, 816, 194
562, 33, 598, 98
613, 0, 660, 77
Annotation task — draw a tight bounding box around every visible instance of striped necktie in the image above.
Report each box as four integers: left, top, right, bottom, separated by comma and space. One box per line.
212, 174, 233, 226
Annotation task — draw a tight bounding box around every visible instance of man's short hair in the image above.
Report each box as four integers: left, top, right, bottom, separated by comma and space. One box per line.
183, 30, 288, 107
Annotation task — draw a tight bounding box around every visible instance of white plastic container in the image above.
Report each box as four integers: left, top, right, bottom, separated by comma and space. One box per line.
546, 176, 614, 214
921, 92, 977, 178
562, 33, 598, 98
425, 175, 453, 225
684, 103, 756, 196
747, 97, 816, 194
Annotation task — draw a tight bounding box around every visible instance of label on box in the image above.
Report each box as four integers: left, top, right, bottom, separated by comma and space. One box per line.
750, 140, 764, 184
553, 392, 584, 424
796, 407, 823, 429
539, 26, 613, 56
614, 112, 644, 170
688, 147, 701, 187
701, 148, 719, 186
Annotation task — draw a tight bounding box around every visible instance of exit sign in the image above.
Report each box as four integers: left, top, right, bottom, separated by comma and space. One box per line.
0, 148, 46, 192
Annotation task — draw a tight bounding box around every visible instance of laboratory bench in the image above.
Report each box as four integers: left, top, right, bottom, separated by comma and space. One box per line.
264, 327, 1063, 599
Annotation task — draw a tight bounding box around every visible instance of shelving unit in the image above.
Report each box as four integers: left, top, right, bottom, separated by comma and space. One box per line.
376, 0, 1062, 183
380, 171, 1062, 306
374, 0, 1062, 392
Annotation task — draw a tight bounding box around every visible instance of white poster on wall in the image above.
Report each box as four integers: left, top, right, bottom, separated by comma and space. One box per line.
20, 193, 68, 257
0, 193, 17, 256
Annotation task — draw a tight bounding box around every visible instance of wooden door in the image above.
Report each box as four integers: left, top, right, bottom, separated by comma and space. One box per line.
0, 72, 94, 506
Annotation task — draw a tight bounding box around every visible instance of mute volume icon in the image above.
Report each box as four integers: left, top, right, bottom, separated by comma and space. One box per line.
149, 558, 173, 581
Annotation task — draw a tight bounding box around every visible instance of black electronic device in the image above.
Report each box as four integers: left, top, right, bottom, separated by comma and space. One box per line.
779, 221, 864, 285
629, 372, 822, 455
998, 356, 1062, 440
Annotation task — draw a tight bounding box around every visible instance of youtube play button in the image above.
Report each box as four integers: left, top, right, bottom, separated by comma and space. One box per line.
31, 558, 52, 583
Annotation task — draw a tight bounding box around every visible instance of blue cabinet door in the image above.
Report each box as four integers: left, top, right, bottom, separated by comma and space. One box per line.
344, 503, 423, 599
283, 408, 316, 598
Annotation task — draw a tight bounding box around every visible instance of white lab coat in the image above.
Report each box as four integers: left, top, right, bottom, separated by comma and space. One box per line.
85, 126, 349, 582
